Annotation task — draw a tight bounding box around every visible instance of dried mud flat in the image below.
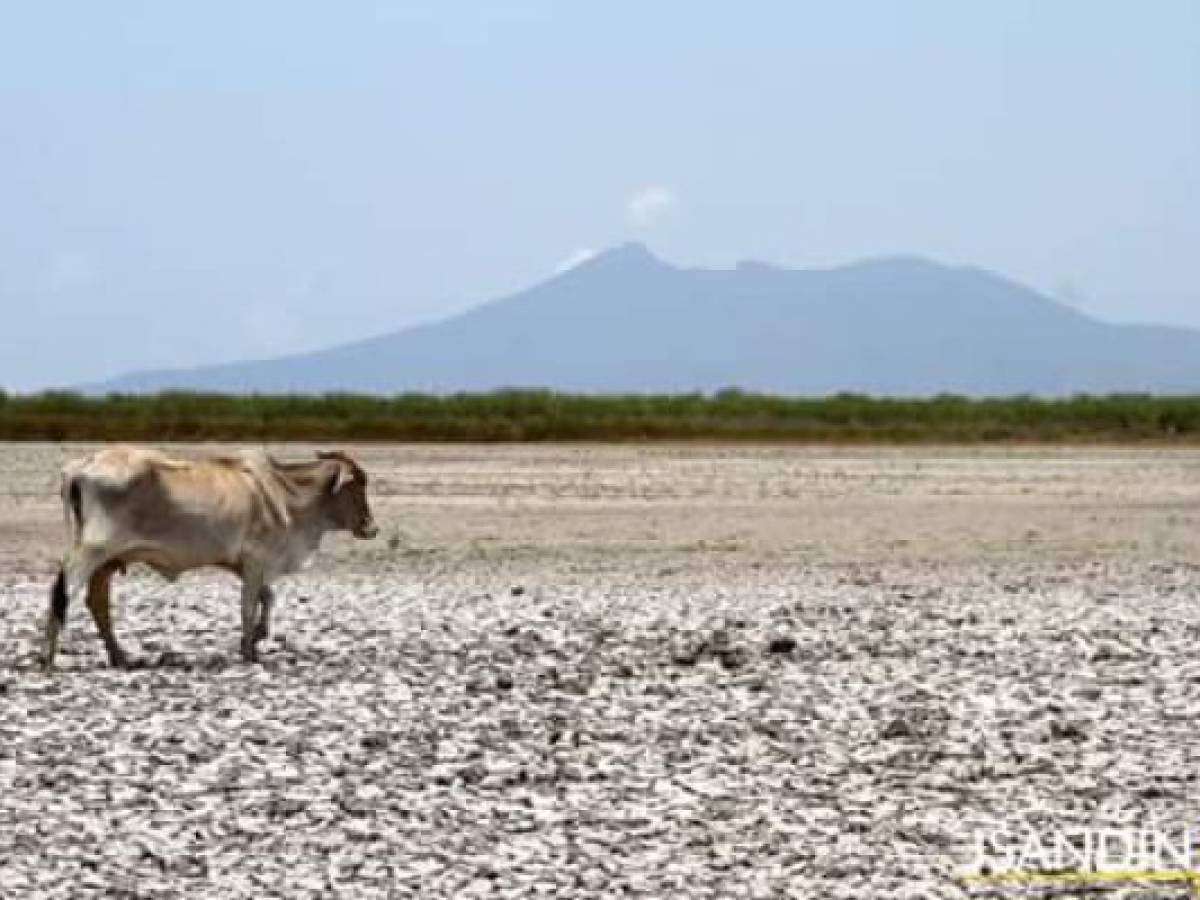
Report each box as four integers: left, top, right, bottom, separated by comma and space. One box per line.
3, 443, 1200, 898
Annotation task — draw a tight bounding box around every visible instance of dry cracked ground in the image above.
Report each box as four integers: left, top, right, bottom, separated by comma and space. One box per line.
3, 443, 1200, 898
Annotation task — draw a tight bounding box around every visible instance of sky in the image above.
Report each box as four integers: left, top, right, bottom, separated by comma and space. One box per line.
1, 1, 1197, 390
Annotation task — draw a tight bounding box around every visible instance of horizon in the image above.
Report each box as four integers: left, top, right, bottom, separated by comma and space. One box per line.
3, 2, 1198, 391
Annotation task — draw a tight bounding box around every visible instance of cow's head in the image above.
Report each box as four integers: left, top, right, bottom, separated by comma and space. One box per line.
318, 451, 379, 539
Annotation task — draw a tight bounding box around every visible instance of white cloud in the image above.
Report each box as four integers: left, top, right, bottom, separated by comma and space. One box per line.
626, 185, 676, 228
552, 247, 597, 274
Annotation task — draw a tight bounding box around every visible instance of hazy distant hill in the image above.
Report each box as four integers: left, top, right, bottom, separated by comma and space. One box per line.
92, 243, 1200, 395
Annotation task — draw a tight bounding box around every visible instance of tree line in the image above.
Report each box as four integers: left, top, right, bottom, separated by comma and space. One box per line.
2, 389, 1200, 442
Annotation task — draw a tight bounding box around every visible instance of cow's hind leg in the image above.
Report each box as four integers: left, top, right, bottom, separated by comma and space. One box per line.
43, 546, 106, 670
85, 563, 130, 669
254, 585, 275, 644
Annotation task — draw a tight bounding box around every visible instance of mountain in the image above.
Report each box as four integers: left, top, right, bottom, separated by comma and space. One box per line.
91, 244, 1200, 395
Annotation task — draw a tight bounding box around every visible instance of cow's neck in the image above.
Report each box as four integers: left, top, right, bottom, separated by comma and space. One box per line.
272, 459, 341, 541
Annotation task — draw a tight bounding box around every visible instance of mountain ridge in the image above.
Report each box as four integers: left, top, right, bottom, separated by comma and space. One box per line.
89, 245, 1200, 396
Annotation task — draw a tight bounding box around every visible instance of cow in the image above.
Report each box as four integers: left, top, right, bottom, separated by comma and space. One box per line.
43, 446, 379, 670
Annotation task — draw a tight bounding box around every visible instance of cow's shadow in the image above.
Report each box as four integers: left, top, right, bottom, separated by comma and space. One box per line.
129, 650, 231, 671
129, 645, 304, 672
11, 645, 300, 674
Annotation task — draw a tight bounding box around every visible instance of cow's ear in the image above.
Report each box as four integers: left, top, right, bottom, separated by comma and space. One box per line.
331, 463, 355, 494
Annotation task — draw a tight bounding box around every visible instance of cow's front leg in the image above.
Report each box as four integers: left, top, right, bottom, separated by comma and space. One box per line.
254, 585, 275, 644
239, 572, 264, 664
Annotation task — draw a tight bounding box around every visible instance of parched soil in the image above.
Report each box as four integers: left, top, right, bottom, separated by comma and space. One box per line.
2, 443, 1200, 898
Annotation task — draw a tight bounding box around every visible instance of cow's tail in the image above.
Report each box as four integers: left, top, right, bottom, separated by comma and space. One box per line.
43, 566, 68, 670
49, 567, 68, 631
60, 473, 84, 542
47, 472, 83, 670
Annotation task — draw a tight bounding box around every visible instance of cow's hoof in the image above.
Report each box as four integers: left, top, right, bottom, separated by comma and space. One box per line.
253, 624, 269, 643
240, 642, 259, 664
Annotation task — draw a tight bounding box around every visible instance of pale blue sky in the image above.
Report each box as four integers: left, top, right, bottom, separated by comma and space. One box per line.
2, 1, 1197, 389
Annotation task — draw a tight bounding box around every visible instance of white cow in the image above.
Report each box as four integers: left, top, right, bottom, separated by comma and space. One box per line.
45, 446, 378, 669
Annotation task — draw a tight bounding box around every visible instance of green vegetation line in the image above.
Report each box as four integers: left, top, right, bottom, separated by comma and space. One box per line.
2, 389, 1200, 442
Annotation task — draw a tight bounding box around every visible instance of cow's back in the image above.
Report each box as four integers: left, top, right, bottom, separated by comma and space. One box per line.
73, 445, 183, 491
68, 447, 271, 576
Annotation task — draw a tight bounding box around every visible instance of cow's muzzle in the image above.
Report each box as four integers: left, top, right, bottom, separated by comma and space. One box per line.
355, 521, 380, 540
